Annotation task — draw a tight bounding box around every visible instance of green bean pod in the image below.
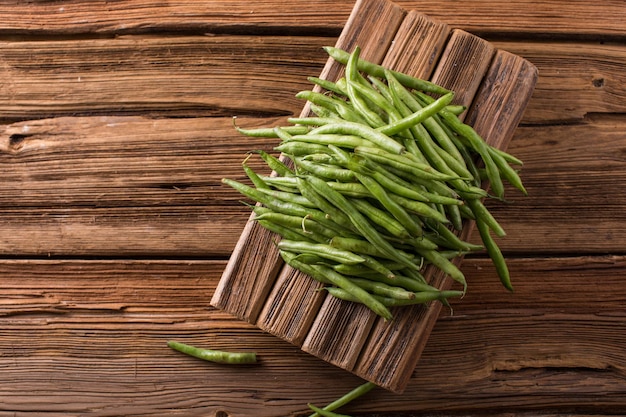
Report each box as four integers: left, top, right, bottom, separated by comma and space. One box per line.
167, 341, 257, 365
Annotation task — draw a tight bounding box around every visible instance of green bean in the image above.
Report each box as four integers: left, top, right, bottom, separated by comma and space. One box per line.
475, 215, 513, 291
417, 248, 467, 293
305, 175, 422, 270
325, 286, 463, 307
257, 176, 300, 193
385, 72, 474, 181
253, 211, 334, 242
330, 236, 420, 268
275, 141, 333, 157
310, 103, 341, 119
296, 90, 369, 125
295, 176, 357, 232
384, 76, 431, 163
445, 104, 467, 116
378, 91, 455, 137
363, 158, 463, 205
308, 404, 351, 417
354, 146, 457, 181
350, 197, 410, 239
307, 381, 376, 417
280, 250, 332, 285
388, 193, 450, 224
445, 203, 465, 232
167, 341, 257, 365
256, 187, 316, 208
287, 116, 343, 127
289, 133, 377, 150
354, 171, 424, 237
323, 46, 450, 95
345, 47, 386, 128
410, 89, 467, 166
233, 119, 309, 138
488, 146, 527, 195
307, 76, 347, 96
326, 181, 372, 198
302, 153, 337, 164
423, 218, 484, 252
367, 75, 394, 103
348, 79, 399, 122
489, 145, 524, 166
294, 157, 357, 182
333, 265, 438, 293
437, 106, 505, 199
317, 265, 393, 320
327, 144, 434, 205
466, 198, 506, 237
256, 219, 317, 243
356, 253, 398, 279
309, 121, 405, 154
278, 239, 366, 265
253, 150, 294, 177
348, 277, 417, 300
222, 178, 354, 237
242, 161, 269, 190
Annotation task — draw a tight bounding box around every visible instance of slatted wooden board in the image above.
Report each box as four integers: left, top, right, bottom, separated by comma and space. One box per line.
211, 0, 537, 393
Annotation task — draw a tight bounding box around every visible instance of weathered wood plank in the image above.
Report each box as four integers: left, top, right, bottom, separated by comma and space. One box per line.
0, 256, 625, 416
0, 1, 624, 38
475, 113, 626, 254
0, 35, 327, 121
0, 37, 624, 124
494, 40, 626, 123
0, 36, 626, 123
1, 113, 625, 258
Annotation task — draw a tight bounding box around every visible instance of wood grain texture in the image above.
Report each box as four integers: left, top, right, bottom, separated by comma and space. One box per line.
0, 1, 624, 38
0, 38, 624, 124
1, 257, 625, 416
1, 0, 625, 414
0, 36, 326, 121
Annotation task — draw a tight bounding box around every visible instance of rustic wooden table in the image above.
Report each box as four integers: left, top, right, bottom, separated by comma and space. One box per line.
1, 1, 625, 416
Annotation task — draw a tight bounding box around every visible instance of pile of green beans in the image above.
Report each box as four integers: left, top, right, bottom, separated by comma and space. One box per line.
223, 46, 525, 320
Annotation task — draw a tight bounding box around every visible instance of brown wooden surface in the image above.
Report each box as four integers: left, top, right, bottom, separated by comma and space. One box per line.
1, 1, 625, 416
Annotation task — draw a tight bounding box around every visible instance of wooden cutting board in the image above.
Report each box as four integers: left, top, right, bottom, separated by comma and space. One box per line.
211, 0, 537, 393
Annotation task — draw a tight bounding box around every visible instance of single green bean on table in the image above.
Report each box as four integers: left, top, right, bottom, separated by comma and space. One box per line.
167, 341, 257, 365
222, 45, 526, 319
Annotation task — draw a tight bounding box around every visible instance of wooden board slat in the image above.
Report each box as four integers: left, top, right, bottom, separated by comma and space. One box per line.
0, 1, 625, 38
0, 37, 624, 125
0, 36, 327, 121
212, 0, 538, 393
2, 256, 626, 416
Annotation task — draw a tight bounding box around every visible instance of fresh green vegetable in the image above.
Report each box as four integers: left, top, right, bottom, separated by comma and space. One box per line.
167, 341, 257, 365
223, 46, 525, 320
